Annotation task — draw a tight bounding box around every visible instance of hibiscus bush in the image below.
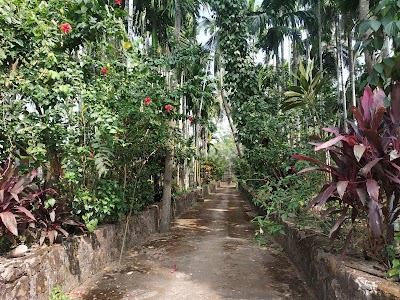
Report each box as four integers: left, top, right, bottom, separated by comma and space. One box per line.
0, 0, 213, 250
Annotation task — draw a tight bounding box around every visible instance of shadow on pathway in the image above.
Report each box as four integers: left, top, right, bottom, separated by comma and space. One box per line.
69, 183, 316, 300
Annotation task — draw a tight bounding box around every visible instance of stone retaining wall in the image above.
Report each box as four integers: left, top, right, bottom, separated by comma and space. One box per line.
0, 183, 219, 300
275, 221, 400, 300
238, 183, 400, 300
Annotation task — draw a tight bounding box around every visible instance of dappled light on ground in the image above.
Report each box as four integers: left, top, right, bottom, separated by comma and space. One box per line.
69, 185, 315, 300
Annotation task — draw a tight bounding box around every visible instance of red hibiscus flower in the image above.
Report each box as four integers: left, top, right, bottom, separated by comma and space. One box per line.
101, 67, 108, 75
115, 0, 122, 5
60, 23, 72, 34
144, 97, 151, 105
188, 116, 194, 122
165, 104, 173, 112
89, 153, 94, 158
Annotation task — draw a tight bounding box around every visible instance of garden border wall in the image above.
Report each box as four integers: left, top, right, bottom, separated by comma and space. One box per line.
0, 182, 219, 300
238, 183, 400, 300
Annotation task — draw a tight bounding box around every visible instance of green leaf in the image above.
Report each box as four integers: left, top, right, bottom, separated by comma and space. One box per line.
284, 91, 302, 97
375, 0, 390, 12
45, 198, 56, 209
370, 20, 381, 31
0, 49, 6, 61
374, 63, 384, 73
359, 21, 370, 36
383, 58, 395, 68
384, 21, 398, 36
373, 36, 384, 50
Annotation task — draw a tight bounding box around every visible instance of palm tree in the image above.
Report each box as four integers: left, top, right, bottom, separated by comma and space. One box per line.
248, 0, 313, 76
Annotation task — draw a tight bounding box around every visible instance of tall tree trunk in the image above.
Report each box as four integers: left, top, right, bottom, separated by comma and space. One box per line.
174, 0, 182, 40
317, 0, 323, 75
202, 127, 207, 160
335, 15, 342, 128
292, 40, 298, 85
195, 120, 201, 186
160, 134, 174, 232
359, 0, 373, 75
280, 42, 285, 83
222, 101, 242, 158
180, 73, 188, 189
160, 0, 181, 233
305, 31, 311, 62
151, 10, 158, 54
338, 14, 347, 129
347, 15, 356, 107
126, 0, 134, 40
220, 66, 242, 158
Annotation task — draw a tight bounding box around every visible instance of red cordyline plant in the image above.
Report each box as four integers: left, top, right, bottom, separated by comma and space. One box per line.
33, 194, 86, 245
294, 84, 400, 262
0, 158, 86, 246
0, 158, 40, 241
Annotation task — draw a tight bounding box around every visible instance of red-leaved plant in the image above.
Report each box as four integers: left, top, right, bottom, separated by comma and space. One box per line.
294, 84, 400, 263
0, 158, 86, 246
0, 158, 40, 242
33, 194, 86, 245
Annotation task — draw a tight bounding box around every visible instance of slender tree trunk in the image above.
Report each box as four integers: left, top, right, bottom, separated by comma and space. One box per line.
275, 51, 280, 90
202, 127, 207, 160
317, 0, 323, 75
359, 0, 373, 75
127, 0, 134, 40
338, 15, 347, 128
160, 135, 174, 232
160, 0, 181, 232
195, 120, 201, 186
287, 39, 291, 77
223, 102, 242, 158
151, 10, 158, 54
292, 40, 298, 85
180, 73, 188, 189
347, 16, 356, 107
174, 0, 182, 40
46, 150, 62, 187
220, 66, 242, 158
305, 31, 311, 62
335, 16, 342, 128
280, 42, 285, 83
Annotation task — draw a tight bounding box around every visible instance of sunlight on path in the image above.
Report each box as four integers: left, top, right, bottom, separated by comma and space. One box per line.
69, 183, 315, 300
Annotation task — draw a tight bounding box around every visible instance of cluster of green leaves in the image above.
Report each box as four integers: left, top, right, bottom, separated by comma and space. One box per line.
281, 59, 328, 126
253, 172, 322, 239
388, 233, 400, 279
49, 286, 69, 300
0, 0, 210, 243
357, 0, 400, 89
201, 156, 226, 183
210, 0, 260, 113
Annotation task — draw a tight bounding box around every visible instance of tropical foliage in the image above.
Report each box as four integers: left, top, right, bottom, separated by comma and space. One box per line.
0, 0, 216, 250
2, 0, 400, 283
208, 0, 400, 277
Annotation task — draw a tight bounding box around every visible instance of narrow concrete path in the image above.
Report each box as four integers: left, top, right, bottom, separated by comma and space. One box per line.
69, 184, 315, 300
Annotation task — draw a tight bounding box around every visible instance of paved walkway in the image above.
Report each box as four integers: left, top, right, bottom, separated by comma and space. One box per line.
69, 184, 315, 300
